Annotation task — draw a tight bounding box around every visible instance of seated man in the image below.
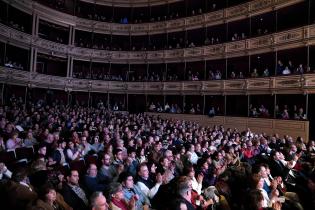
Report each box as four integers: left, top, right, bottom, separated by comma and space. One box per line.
61, 169, 89, 210
171, 176, 195, 210
5, 168, 38, 210
98, 153, 121, 184
119, 172, 150, 210
84, 163, 107, 196
90, 191, 109, 210
136, 163, 162, 199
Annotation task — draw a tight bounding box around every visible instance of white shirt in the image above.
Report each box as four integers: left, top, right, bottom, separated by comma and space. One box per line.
191, 177, 202, 195
282, 68, 291, 75
187, 151, 199, 165
0, 166, 12, 180
259, 188, 270, 207
66, 148, 80, 160
136, 180, 161, 199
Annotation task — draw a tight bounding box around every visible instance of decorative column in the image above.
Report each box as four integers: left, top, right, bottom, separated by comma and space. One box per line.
29, 47, 34, 72
32, 13, 39, 37
202, 94, 206, 115
67, 56, 73, 78
29, 48, 37, 72
0, 83, 4, 105
69, 26, 75, 45
306, 94, 309, 118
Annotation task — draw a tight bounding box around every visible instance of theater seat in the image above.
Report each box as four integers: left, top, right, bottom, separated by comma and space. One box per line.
69, 158, 86, 174
9, 158, 28, 171
15, 146, 34, 161
85, 154, 98, 165
0, 150, 16, 165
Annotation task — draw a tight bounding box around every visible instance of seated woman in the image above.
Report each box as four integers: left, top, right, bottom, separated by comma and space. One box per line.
28, 183, 72, 210
6, 131, 23, 150
107, 182, 136, 210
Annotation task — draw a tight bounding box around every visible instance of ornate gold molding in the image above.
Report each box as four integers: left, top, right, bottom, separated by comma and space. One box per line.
1, 23, 314, 63
1, 67, 315, 96
3, 0, 304, 35
79, 0, 182, 7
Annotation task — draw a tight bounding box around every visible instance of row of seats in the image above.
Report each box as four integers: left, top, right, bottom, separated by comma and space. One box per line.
0, 147, 98, 174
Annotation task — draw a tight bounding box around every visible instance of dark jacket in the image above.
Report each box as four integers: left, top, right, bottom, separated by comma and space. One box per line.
5, 180, 38, 210
61, 184, 88, 210
83, 175, 107, 196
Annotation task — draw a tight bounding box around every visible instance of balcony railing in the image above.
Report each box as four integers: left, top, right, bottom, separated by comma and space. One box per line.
5, 0, 304, 35
78, 0, 182, 7
1, 66, 315, 95
0, 22, 314, 63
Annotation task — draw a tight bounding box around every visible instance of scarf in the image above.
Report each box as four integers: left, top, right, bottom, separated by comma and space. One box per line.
111, 198, 129, 210
69, 184, 88, 205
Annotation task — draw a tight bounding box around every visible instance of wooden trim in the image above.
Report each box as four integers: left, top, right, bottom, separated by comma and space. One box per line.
146, 112, 310, 142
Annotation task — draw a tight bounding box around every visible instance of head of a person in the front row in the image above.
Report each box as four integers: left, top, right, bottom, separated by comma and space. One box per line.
12, 167, 29, 184
90, 191, 109, 210
38, 183, 57, 204
108, 182, 124, 201
177, 176, 193, 202
247, 189, 265, 210
67, 170, 79, 186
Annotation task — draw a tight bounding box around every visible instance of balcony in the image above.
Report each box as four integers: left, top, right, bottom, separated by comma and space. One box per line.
1, 66, 315, 95
5, 0, 304, 35
1, 22, 314, 63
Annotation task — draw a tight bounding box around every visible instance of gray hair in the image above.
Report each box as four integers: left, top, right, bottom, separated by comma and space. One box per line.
177, 176, 192, 197
90, 191, 104, 209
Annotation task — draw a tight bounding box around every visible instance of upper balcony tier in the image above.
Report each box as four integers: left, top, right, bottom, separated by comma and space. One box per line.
4, 0, 303, 35
1, 66, 315, 95
1, 22, 314, 63
73, 0, 182, 7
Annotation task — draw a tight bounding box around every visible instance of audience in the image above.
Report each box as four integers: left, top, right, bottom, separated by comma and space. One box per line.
0, 96, 314, 210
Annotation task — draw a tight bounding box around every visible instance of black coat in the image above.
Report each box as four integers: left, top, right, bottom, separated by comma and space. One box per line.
60, 184, 89, 210
269, 159, 289, 180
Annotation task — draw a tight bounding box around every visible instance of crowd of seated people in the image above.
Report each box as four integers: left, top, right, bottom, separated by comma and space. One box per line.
0, 95, 315, 210
75, 38, 111, 50
59, 0, 222, 24
277, 60, 310, 76
40, 35, 65, 44
250, 104, 270, 118
148, 100, 309, 122
69, 64, 314, 82
73, 71, 124, 81
251, 68, 270, 78
208, 70, 222, 80
148, 102, 206, 115
256, 28, 269, 36
75, 35, 221, 52
231, 33, 247, 41
77, 4, 219, 24
7, 20, 25, 32
35, 0, 66, 11
149, 102, 183, 114
187, 70, 201, 81
230, 71, 245, 79
4, 57, 24, 70
204, 37, 221, 45
276, 105, 307, 120
73, 69, 181, 82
